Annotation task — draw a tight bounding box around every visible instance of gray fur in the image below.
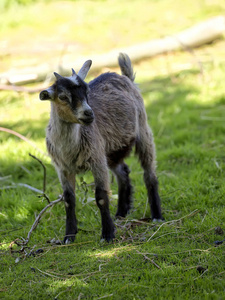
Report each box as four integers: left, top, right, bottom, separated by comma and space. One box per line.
39, 53, 162, 243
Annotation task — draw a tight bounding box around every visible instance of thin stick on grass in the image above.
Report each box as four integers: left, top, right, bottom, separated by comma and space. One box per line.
0, 183, 42, 193
147, 209, 200, 242
193, 268, 208, 280
217, 271, 225, 276
29, 153, 47, 193
35, 267, 63, 279
168, 268, 209, 286
29, 153, 50, 203
0, 127, 47, 156
9, 153, 65, 249
136, 250, 162, 270
96, 294, 114, 299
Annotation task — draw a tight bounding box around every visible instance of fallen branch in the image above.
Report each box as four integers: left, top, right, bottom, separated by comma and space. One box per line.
0, 16, 224, 86
0, 84, 44, 93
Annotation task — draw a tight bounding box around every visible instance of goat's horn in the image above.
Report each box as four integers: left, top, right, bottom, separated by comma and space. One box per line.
71, 68, 77, 76
77, 60, 92, 80
54, 72, 63, 80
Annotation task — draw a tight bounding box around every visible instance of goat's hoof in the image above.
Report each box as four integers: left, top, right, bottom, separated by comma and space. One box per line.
63, 235, 75, 244
47, 238, 63, 245
115, 208, 129, 218
101, 229, 116, 243
100, 236, 115, 243
152, 218, 164, 223
100, 238, 107, 244
64, 239, 72, 245
115, 214, 125, 220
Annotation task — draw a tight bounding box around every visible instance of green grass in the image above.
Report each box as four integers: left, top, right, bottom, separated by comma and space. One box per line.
1, 0, 225, 299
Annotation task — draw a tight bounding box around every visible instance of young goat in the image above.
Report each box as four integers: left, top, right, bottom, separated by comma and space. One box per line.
39, 53, 163, 243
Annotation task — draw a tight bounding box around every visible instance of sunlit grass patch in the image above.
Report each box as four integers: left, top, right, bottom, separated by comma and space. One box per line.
90, 244, 136, 259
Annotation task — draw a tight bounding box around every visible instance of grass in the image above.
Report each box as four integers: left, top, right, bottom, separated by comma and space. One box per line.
1, 0, 225, 299
1, 0, 225, 71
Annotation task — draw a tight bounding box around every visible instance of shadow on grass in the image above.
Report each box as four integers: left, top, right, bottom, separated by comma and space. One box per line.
1, 118, 48, 141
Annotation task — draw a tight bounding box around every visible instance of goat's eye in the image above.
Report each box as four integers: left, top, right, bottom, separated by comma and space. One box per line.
58, 94, 68, 101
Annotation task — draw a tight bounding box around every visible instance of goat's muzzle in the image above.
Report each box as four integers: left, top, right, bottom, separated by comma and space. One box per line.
79, 109, 94, 125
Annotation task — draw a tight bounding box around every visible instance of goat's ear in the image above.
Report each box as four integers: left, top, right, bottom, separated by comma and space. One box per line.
39, 87, 54, 101
77, 60, 92, 80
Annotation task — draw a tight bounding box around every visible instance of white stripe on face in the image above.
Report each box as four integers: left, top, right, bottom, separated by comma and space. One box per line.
77, 100, 92, 118
67, 75, 79, 86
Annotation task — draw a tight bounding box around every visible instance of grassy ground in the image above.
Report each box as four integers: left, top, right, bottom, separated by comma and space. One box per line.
1, 0, 225, 299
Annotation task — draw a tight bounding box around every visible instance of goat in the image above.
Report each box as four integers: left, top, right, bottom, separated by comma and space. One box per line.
39, 53, 163, 244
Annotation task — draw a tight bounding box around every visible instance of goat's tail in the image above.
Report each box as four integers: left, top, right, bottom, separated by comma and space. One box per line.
118, 53, 135, 82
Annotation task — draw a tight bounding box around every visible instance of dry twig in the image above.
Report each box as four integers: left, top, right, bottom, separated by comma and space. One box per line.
35, 267, 63, 279
147, 209, 200, 242
136, 250, 161, 270
29, 153, 50, 203
29, 153, 47, 193
15, 195, 63, 248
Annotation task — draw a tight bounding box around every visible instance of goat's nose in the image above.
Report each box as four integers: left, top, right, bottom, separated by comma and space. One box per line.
84, 110, 93, 117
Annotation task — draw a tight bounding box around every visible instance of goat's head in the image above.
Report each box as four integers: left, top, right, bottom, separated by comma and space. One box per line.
39, 60, 94, 125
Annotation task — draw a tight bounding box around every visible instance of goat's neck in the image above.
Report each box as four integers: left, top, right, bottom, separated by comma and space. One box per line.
49, 102, 80, 140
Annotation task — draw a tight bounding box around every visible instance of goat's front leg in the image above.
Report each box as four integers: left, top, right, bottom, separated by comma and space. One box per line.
92, 161, 115, 242
58, 170, 77, 244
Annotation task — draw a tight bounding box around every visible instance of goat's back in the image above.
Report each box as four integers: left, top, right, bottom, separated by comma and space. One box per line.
88, 72, 146, 154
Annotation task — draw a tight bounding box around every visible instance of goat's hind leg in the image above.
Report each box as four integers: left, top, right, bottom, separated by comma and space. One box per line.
112, 163, 133, 218
58, 171, 78, 244
136, 127, 163, 221
92, 160, 115, 242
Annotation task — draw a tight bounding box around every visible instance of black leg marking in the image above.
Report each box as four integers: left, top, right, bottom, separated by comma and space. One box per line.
136, 134, 163, 221
144, 172, 162, 220
113, 163, 133, 218
95, 187, 115, 242
63, 188, 78, 244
